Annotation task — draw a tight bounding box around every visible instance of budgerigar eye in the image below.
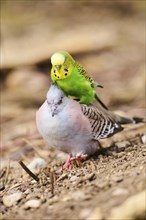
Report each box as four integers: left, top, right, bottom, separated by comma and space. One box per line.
64, 68, 68, 72
54, 70, 56, 73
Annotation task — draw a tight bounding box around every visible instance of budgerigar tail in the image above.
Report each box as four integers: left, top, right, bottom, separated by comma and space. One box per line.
95, 93, 108, 110
115, 115, 145, 125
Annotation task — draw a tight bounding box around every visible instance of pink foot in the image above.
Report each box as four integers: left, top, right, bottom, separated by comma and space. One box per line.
63, 155, 72, 169
56, 154, 88, 174
63, 154, 88, 169
56, 155, 72, 173
70, 154, 88, 166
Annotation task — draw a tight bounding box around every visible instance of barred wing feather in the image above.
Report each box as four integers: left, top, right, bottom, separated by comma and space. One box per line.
81, 104, 123, 140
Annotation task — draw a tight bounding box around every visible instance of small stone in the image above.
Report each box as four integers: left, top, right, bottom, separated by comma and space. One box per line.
28, 158, 46, 173
95, 180, 108, 189
31, 179, 37, 184
24, 189, 31, 195
57, 173, 68, 182
3, 191, 23, 207
111, 173, 123, 182
112, 188, 128, 196
108, 190, 146, 220
61, 195, 71, 202
0, 183, 5, 191
71, 191, 85, 200
117, 152, 125, 158
141, 134, 146, 144
24, 199, 41, 209
48, 196, 59, 205
70, 175, 79, 182
86, 173, 96, 181
80, 208, 92, 219
0, 205, 8, 214
115, 141, 130, 152
87, 207, 103, 220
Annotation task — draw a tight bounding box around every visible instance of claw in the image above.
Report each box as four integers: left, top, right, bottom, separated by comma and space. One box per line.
63, 155, 72, 169
56, 154, 88, 173
64, 154, 88, 169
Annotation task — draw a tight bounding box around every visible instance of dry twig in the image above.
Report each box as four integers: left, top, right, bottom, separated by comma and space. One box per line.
18, 160, 39, 182
50, 171, 55, 195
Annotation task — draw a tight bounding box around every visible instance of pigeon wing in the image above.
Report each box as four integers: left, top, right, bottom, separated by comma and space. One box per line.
81, 104, 123, 140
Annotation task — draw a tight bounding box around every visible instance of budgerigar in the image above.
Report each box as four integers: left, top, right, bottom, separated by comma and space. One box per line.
36, 84, 141, 170
51, 51, 108, 109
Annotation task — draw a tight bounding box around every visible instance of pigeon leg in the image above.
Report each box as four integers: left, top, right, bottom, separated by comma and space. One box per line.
63, 154, 73, 169
70, 154, 88, 166
56, 154, 88, 174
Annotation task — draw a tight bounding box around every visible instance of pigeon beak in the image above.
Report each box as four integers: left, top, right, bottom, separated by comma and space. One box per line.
50, 105, 57, 117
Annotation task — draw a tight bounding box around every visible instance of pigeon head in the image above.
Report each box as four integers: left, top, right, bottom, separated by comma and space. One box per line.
46, 84, 66, 117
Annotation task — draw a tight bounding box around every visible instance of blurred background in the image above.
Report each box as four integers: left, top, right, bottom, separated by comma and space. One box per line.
1, 0, 145, 148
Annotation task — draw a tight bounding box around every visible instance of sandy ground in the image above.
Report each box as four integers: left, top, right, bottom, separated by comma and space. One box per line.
1, 2, 146, 220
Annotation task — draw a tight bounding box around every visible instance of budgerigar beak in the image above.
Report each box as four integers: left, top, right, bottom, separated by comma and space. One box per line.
56, 65, 61, 70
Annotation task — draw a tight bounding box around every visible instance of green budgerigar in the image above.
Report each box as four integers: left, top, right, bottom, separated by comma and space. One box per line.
50, 51, 108, 109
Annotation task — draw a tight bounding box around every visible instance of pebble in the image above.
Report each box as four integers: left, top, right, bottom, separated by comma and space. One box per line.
24, 189, 31, 195
108, 190, 146, 220
86, 173, 96, 181
141, 134, 146, 144
57, 173, 68, 182
71, 191, 85, 200
79, 208, 92, 219
0, 205, 8, 214
28, 158, 46, 173
48, 196, 59, 205
87, 207, 103, 220
3, 191, 23, 207
95, 180, 108, 189
61, 191, 85, 202
24, 199, 41, 209
61, 195, 71, 202
115, 141, 130, 152
0, 183, 5, 191
117, 152, 126, 158
112, 188, 129, 196
70, 175, 79, 182
31, 179, 38, 184
111, 173, 123, 183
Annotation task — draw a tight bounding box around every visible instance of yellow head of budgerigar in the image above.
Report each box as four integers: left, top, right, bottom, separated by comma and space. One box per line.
51, 52, 65, 66
51, 51, 72, 80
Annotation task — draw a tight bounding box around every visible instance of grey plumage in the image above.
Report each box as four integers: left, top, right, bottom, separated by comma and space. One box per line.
36, 84, 141, 157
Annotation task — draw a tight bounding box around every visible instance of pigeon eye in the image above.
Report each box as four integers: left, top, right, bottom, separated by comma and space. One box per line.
64, 68, 68, 72
58, 97, 63, 104
58, 99, 62, 104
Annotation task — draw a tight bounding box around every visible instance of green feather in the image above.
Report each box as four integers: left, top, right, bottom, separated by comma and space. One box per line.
51, 51, 108, 109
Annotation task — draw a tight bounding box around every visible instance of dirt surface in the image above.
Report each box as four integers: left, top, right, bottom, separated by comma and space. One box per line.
1, 1, 146, 220
0, 127, 146, 220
